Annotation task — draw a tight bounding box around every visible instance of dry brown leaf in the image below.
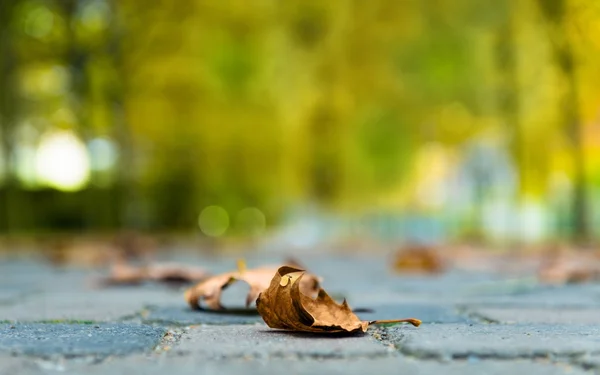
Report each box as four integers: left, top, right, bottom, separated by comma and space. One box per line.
538, 251, 600, 285
103, 262, 145, 285
45, 232, 158, 268
393, 245, 445, 274
45, 239, 120, 268
184, 262, 321, 310
100, 261, 209, 286
145, 263, 210, 283
256, 266, 421, 334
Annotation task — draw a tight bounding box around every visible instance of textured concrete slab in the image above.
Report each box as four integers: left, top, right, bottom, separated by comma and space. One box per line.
458, 285, 600, 308
0, 289, 28, 306
331, 269, 523, 306
356, 303, 470, 324
144, 306, 262, 325
174, 324, 393, 360
0, 262, 51, 305
385, 323, 600, 360
2, 254, 600, 375
0, 356, 45, 375
0, 289, 182, 322
574, 353, 600, 371
467, 307, 600, 324
0, 323, 165, 357
0, 353, 123, 374
22, 356, 590, 375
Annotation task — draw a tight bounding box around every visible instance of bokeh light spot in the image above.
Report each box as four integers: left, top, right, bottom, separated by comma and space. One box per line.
35, 130, 90, 192
198, 206, 229, 237
88, 137, 118, 172
79, 0, 109, 32
236, 207, 266, 236
24, 5, 54, 39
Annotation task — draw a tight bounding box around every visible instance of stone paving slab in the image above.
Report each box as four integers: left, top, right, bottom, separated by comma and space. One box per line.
96, 358, 595, 375
0, 289, 182, 322
385, 323, 600, 360
0, 289, 29, 306
458, 285, 600, 308
5, 355, 590, 375
0, 262, 48, 304
0, 356, 45, 375
2, 254, 600, 375
0, 323, 166, 358
173, 324, 393, 360
356, 303, 470, 324
337, 275, 543, 306
143, 303, 469, 326
466, 307, 600, 324
575, 354, 600, 371
143, 306, 262, 325
342, 291, 464, 306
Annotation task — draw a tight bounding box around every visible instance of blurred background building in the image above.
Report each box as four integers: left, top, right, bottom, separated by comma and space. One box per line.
0, 0, 599, 247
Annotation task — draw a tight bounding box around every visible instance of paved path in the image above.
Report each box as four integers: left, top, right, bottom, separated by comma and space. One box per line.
1, 251, 600, 374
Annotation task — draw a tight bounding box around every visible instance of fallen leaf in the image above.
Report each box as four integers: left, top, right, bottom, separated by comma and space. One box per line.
538, 249, 600, 285
393, 245, 445, 274
103, 262, 144, 285
45, 238, 120, 268
145, 263, 210, 283
184, 261, 321, 310
45, 231, 157, 268
256, 266, 421, 334
99, 261, 209, 286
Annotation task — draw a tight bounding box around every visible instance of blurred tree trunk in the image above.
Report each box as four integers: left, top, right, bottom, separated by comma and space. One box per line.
61, 0, 117, 230
60, 0, 130, 231
0, 0, 19, 233
108, 0, 140, 231
537, 0, 589, 243
58, 0, 94, 230
495, 7, 522, 244
309, 104, 342, 205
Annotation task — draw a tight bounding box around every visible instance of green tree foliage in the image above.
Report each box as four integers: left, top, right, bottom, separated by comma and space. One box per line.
0, 0, 599, 242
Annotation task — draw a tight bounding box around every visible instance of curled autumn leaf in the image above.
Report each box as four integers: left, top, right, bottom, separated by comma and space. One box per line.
256, 266, 421, 334
185, 261, 321, 310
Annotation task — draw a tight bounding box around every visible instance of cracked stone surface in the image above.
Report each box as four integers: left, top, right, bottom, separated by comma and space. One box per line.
1, 254, 600, 374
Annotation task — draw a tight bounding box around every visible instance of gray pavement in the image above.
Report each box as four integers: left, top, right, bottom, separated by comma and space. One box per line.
0, 252, 599, 374
0, 323, 166, 357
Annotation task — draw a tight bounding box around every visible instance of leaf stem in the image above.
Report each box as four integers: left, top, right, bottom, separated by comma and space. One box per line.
369, 318, 421, 327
